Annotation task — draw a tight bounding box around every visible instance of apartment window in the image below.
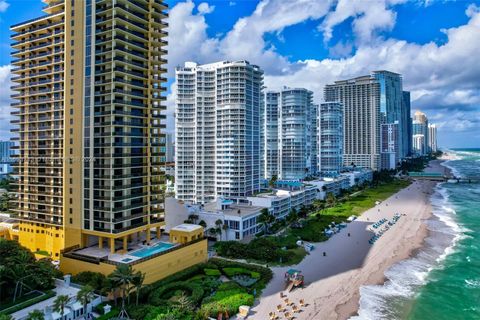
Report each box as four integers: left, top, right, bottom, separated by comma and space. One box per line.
70, 188, 73, 195
71, 30, 74, 36
69, 218, 73, 224
70, 70, 74, 76
70, 108, 74, 115
70, 89, 74, 95
70, 60, 74, 66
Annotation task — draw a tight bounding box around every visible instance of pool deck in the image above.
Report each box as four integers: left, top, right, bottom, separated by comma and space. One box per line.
75, 235, 179, 263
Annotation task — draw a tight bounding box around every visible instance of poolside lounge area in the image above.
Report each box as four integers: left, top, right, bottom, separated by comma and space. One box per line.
60, 224, 208, 284
73, 234, 178, 263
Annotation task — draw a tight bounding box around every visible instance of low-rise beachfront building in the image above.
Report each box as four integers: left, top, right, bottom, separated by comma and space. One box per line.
305, 176, 350, 199
342, 169, 374, 188
10, 277, 102, 320
165, 198, 264, 241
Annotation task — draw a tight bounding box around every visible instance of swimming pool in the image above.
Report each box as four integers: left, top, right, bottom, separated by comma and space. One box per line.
130, 242, 175, 258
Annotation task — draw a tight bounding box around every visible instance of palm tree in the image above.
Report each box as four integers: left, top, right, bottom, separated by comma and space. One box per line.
222, 223, 228, 240
77, 285, 95, 317
53, 295, 71, 319
132, 271, 145, 306
269, 174, 277, 188
208, 227, 217, 239
188, 214, 199, 224
26, 309, 45, 320
258, 208, 275, 234
326, 192, 336, 207
172, 292, 194, 312
109, 264, 135, 316
215, 219, 223, 240
286, 209, 298, 225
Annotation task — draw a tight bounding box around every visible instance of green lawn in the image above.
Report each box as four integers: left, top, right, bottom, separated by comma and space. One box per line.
291, 179, 411, 242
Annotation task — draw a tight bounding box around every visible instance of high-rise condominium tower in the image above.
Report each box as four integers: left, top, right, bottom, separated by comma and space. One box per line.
10, 0, 168, 258
263, 91, 280, 179
372, 71, 406, 161
263, 88, 316, 180
428, 123, 437, 153
317, 102, 343, 176
325, 71, 409, 171
402, 91, 412, 155
412, 110, 429, 155
324, 75, 381, 170
175, 61, 264, 204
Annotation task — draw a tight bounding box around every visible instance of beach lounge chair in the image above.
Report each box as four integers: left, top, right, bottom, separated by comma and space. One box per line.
292, 305, 300, 313
284, 298, 291, 305
269, 311, 277, 320
277, 304, 284, 312
284, 311, 295, 320
299, 299, 305, 307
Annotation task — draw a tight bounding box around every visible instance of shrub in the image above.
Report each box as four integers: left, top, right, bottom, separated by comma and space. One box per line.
204, 268, 221, 276
200, 290, 254, 317
72, 271, 108, 292
0, 291, 55, 315
149, 281, 204, 306
210, 259, 273, 294
95, 307, 120, 320
126, 304, 156, 320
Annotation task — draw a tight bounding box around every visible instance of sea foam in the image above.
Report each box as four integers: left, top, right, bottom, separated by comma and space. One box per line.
351, 182, 461, 320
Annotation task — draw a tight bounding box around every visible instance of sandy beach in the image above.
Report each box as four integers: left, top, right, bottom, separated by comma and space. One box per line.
249, 160, 449, 320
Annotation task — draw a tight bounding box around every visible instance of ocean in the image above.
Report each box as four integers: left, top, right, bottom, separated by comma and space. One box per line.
351, 149, 480, 320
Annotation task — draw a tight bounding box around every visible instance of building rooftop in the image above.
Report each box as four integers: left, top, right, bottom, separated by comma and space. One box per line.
203, 202, 264, 217
171, 223, 203, 232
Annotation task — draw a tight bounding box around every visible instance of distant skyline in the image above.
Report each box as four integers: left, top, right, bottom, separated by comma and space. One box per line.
1, 0, 479, 147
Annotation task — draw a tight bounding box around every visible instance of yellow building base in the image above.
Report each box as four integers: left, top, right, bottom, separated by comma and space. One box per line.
17, 222, 65, 259
60, 239, 208, 284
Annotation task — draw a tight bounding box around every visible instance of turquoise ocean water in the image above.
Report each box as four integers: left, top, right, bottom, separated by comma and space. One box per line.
352, 149, 480, 320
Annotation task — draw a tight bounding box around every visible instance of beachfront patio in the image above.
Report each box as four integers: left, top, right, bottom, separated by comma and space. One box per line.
75, 234, 178, 263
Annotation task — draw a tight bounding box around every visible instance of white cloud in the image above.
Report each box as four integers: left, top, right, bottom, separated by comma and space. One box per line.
319, 0, 404, 44
197, 2, 215, 15
0, 1, 9, 13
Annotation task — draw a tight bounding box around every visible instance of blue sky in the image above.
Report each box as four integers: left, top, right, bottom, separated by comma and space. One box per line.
0, 0, 479, 148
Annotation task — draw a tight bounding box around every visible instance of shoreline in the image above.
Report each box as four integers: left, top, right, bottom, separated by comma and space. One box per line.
339, 159, 453, 319
250, 160, 450, 320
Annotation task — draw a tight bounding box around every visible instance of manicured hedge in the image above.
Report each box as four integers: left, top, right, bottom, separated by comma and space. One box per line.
95, 307, 120, 320
204, 268, 221, 276
1, 291, 55, 315
222, 267, 260, 279
200, 286, 254, 317
149, 281, 204, 306
210, 258, 273, 294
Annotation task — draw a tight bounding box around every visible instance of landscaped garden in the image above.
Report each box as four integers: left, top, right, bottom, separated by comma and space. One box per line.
75, 258, 272, 320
